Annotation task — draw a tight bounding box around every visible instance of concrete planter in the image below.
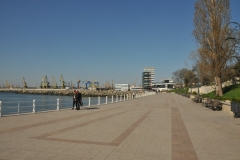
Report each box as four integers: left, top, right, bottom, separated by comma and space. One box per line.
231, 102, 240, 114
221, 100, 232, 114
190, 95, 196, 99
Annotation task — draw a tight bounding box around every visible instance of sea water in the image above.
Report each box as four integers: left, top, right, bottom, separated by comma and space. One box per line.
0, 92, 116, 116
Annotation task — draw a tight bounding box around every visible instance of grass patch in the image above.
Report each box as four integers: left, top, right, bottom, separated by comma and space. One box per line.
201, 84, 240, 102
170, 88, 189, 94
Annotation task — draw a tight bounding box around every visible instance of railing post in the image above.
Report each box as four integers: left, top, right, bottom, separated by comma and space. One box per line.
0, 101, 2, 117
18, 102, 20, 115
89, 97, 90, 106
106, 96, 107, 104
32, 99, 36, 114
57, 99, 59, 111
98, 96, 100, 105
112, 95, 113, 103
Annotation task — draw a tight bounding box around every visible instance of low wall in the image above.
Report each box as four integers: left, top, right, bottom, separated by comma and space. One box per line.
191, 86, 215, 94
221, 100, 234, 115
0, 88, 144, 97
196, 97, 233, 115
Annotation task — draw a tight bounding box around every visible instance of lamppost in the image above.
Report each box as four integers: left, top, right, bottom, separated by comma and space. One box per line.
225, 22, 240, 60
197, 65, 200, 95
192, 83, 194, 94
225, 22, 240, 83
193, 62, 200, 95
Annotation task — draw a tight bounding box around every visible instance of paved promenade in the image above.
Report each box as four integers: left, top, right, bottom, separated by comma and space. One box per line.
0, 93, 240, 160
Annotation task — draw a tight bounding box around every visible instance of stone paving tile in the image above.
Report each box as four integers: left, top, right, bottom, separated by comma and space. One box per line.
0, 93, 240, 160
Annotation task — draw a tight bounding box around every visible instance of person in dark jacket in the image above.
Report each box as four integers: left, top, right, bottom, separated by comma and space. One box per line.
76, 90, 82, 110
72, 90, 77, 109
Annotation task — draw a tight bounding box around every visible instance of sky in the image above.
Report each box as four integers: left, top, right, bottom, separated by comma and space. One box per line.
1, 0, 240, 87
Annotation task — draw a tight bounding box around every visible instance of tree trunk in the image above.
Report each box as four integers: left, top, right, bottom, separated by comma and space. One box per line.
215, 76, 223, 96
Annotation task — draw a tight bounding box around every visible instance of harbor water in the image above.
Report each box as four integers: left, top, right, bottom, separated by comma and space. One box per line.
0, 92, 117, 116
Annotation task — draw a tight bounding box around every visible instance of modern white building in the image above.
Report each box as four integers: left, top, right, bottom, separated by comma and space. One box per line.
152, 79, 176, 92
115, 84, 129, 91
142, 67, 155, 90
130, 86, 143, 91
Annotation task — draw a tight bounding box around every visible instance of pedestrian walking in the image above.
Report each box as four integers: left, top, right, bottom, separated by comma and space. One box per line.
76, 90, 82, 110
72, 90, 77, 109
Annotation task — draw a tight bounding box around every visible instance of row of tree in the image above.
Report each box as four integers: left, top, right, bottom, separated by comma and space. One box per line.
173, 0, 240, 96
172, 61, 240, 88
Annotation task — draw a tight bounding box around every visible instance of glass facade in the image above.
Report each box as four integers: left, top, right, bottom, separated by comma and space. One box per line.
142, 67, 155, 90
151, 80, 176, 91
115, 84, 129, 91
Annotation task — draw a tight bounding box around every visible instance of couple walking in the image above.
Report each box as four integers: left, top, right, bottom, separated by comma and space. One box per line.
72, 90, 83, 110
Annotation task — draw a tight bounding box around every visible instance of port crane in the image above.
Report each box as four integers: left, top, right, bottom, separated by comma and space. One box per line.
89, 78, 97, 90
79, 80, 89, 89
52, 76, 58, 89
5, 80, 11, 88
60, 74, 66, 89
77, 80, 80, 89
22, 77, 27, 88
105, 81, 111, 89
40, 76, 50, 88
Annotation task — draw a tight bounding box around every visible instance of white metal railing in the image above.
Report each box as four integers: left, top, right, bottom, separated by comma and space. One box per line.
0, 91, 155, 117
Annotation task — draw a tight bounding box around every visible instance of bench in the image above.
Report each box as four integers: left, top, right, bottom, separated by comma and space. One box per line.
182, 93, 190, 98
208, 100, 222, 111
192, 95, 202, 103
202, 98, 213, 107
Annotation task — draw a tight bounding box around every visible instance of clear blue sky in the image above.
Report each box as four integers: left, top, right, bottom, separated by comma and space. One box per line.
1, 0, 240, 87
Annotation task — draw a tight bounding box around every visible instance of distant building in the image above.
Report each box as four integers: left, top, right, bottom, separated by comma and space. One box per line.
115, 84, 129, 91
152, 79, 176, 91
142, 67, 155, 90
130, 86, 143, 91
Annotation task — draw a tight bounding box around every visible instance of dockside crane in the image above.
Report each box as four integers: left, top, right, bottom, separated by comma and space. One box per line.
40, 77, 44, 88
5, 80, 11, 88
78, 80, 89, 89
89, 78, 96, 90
105, 81, 111, 90
40, 76, 50, 88
60, 74, 66, 89
22, 77, 27, 88
52, 76, 58, 89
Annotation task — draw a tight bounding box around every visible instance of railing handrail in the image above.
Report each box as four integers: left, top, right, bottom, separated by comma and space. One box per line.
2, 99, 57, 104
0, 92, 155, 117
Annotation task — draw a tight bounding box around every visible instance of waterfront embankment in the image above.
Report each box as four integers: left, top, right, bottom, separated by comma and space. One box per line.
0, 88, 143, 97
1, 93, 240, 159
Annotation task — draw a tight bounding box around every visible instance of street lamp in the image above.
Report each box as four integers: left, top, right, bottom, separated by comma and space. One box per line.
193, 62, 200, 95
191, 83, 194, 93
225, 22, 240, 61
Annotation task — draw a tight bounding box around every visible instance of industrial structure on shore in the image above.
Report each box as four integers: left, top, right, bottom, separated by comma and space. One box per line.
2, 67, 176, 91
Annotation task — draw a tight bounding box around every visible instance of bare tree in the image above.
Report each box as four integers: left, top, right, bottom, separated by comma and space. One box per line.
172, 68, 189, 85
193, 0, 234, 96
184, 69, 197, 87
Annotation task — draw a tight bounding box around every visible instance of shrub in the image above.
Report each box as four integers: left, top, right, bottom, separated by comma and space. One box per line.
192, 91, 197, 95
